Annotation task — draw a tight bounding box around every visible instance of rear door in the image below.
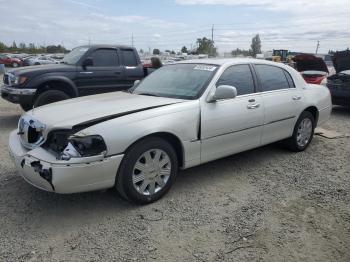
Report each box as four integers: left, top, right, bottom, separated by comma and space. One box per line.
119, 48, 144, 87
253, 64, 303, 145
200, 64, 264, 163
76, 48, 124, 96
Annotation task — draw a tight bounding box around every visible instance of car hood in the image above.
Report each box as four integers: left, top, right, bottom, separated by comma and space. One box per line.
292, 54, 328, 73
332, 50, 350, 73
8, 63, 76, 76
25, 92, 185, 129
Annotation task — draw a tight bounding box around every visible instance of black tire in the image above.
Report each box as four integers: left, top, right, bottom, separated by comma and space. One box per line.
286, 111, 315, 152
33, 90, 70, 108
20, 103, 33, 111
12, 62, 19, 68
116, 137, 178, 204
34, 62, 40, 65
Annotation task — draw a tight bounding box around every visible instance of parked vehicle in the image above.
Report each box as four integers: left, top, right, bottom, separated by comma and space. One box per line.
292, 54, 329, 85
1, 45, 153, 111
23, 56, 59, 66
327, 50, 350, 106
0, 54, 23, 67
8, 59, 331, 204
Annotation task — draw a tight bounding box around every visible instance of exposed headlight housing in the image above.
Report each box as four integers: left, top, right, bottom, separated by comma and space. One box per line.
13, 75, 28, 85
61, 135, 107, 160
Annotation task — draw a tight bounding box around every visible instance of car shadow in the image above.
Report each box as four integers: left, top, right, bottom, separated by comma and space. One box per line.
332, 105, 350, 117
4, 142, 288, 226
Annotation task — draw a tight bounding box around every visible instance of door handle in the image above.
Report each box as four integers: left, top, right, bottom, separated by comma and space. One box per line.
292, 95, 302, 101
247, 103, 260, 109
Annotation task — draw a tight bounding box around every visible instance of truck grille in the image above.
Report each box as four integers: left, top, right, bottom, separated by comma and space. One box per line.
3, 74, 9, 85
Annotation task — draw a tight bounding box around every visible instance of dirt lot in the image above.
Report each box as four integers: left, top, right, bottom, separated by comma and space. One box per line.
0, 83, 349, 261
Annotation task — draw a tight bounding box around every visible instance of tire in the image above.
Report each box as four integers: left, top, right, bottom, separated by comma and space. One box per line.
34, 63, 40, 65
116, 137, 178, 204
33, 90, 70, 108
20, 103, 33, 111
12, 62, 19, 68
286, 111, 315, 152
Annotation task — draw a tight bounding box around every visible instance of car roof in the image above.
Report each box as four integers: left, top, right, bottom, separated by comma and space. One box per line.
176, 58, 284, 67
77, 44, 135, 50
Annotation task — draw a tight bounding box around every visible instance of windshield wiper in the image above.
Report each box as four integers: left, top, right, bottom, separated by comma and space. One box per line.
137, 92, 160, 97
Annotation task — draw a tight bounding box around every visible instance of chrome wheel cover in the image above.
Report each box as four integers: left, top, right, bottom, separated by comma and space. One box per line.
297, 118, 313, 147
132, 149, 171, 196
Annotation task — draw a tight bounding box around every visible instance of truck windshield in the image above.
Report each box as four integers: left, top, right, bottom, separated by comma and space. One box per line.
133, 63, 218, 99
62, 47, 89, 65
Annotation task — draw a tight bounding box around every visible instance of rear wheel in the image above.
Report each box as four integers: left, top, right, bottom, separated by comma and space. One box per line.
116, 137, 178, 204
12, 62, 19, 68
33, 90, 70, 108
286, 111, 315, 151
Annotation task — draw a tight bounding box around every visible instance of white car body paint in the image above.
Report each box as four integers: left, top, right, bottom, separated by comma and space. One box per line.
9, 59, 332, 194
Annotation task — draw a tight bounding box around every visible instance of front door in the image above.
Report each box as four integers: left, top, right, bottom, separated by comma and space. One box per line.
76, 48, 124, 96
201, 64, 264, 163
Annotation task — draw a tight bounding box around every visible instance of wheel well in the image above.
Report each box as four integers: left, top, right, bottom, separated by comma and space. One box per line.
36, 81, 76, 98
131, 132, 184, 168
304, 106, 319, 124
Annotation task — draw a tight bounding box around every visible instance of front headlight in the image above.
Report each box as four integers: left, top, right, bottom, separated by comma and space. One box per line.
13, 76, 28, 85
61, 135, 107, 160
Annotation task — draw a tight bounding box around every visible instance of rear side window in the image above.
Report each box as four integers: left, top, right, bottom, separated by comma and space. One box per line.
216, 64, 255, 96
120, 49, 138, 66
284, 71, 295, 88
91, 49, 119, 67
255, 65, 290, 91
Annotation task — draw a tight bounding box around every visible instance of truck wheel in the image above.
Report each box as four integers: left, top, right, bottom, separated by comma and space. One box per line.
20, 103, 33, 111
33, 90, 70, 108
285, 111, 315, 152
116, 137, 178, 204
12, 62, 19, 68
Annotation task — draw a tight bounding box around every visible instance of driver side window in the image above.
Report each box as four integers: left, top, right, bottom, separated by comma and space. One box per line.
216, 64, 255, 96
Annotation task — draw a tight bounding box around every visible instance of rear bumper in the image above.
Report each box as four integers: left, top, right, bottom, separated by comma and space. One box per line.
1, 85, 35, 104
8, 130, 123, 193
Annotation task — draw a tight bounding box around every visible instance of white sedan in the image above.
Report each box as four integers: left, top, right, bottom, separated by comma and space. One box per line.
9, 59, 332, 204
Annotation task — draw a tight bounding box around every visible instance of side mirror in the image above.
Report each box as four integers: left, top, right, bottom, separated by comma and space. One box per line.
82, 57, 93, 69
133, 80, 141, 87
208, 85, 237, 102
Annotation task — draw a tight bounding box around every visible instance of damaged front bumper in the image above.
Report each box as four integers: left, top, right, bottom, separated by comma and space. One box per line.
8, 130, 124, 193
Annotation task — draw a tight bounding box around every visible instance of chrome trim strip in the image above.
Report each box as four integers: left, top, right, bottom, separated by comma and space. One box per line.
1, 85, 36, 95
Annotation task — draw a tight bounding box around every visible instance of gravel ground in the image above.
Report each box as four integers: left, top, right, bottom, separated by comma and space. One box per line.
0, 84, 349, 261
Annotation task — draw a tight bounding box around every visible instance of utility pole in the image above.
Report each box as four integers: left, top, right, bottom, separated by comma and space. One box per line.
131, 33, 134, 47
211, 24, 214, 57
315, 40, 320, 54
88, 37, 91, 46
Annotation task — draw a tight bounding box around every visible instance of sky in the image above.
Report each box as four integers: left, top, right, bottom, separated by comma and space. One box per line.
0, 0, 349, 54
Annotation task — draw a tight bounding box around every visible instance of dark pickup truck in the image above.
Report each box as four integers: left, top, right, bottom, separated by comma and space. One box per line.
1, 45, 153, 111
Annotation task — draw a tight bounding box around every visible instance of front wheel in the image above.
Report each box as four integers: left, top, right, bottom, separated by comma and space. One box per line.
116, 137, 178, 204
12, 62, 19, 68
33, 90, 70, 108
286, 111, 315, 152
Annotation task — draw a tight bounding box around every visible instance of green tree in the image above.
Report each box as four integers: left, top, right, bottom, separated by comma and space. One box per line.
0, 42, 6, 52
250, 34, 261, 57
231, 48, 252, 57
152, 48, 160, 55
196, 37, 217, 56
181, 46, 188, 53
139, 48, 144, 54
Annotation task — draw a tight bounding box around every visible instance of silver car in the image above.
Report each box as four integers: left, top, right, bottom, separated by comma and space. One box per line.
8, 59, 332, 204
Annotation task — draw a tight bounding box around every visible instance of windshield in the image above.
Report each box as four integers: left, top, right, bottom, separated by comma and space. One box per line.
62, 47, 89, 65
133, 63, 218, 99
